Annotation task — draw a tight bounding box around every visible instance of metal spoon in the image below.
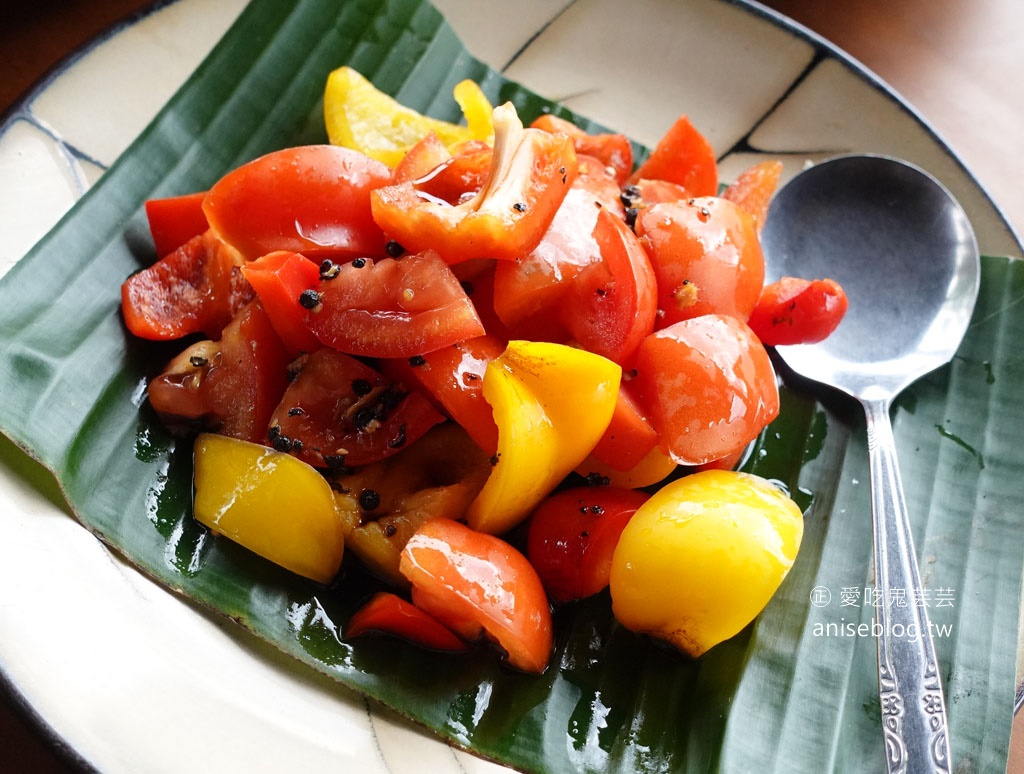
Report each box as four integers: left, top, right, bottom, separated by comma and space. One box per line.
760, 154, 980, 774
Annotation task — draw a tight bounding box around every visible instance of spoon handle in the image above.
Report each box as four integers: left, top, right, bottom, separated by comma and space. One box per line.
863, 397, 951, 773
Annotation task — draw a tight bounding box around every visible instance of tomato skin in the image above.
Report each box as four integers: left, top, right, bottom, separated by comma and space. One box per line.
241, 251, 322, 356
268, 348, 444, 468
383, 335, 503, 455
307, 251, 485, 359
390, 132, 452, 184
201, 300, 292, 443
636, 197, 765, 326
587, 383, 659, 472
345, 592, 469, 653
721, 159, 783, 233
492, 184, 601, 338
561, 208, 657, 366
531, 113, 634, 187
747, 276, 849, 346
633, 314, 779, 466
145, 191, 209, 257
121, 230, 252, 341
399, 518, 554, 673
203, 145, 391, 261
526, 486, 649, 603
628, 115, 717, 197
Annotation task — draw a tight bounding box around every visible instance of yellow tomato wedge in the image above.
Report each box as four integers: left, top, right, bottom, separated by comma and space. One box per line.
466, 341, 620, 535
193, 433, 345, 583
609, 469, 803, 657
324, 66, 493, 166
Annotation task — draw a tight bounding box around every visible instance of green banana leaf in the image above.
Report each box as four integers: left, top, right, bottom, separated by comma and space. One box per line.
0, 0, 1022, 771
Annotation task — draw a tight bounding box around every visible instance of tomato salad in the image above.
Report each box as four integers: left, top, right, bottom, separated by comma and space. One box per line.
121, 67, 847, 672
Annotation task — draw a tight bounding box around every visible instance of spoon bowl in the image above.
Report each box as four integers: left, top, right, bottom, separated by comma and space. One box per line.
760, 154, 980, 774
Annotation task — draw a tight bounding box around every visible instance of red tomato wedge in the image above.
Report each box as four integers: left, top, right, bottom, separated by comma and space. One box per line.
561, 208, 657, 366
628, 115, 718, 197
633, 314, 779, 466
383, 334, 503, 456
241, 251, 322, 356
635, 197, 765, 326
492, 185, 601, 338
530, 113, 633, 187
400, 518, 553, 674
345, 592, 469, 653
267, 348, 444, 468
121, 230, 253, 341
748, 276, 849, 346
721, 159, 783, 233
203, 145, 391, 261
145, 191, 209, 257
526, 486, 649, 603
200, 300, 292, 444
306, 250, 485, 359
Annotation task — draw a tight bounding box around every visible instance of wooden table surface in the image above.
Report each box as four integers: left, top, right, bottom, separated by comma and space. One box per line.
1, 1, 1022, 771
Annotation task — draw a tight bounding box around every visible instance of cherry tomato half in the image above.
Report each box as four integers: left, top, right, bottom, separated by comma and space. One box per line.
633, 314, 779, 466
561, 207, 657, 366
399, 518, 553, 673
747, 276, 849, 346
636, 197, 765, 326
526, 486, 649, 603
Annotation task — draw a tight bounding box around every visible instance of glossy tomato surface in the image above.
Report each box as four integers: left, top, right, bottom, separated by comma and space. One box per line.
345, 592, 469, 653
636, 197, 765, 326
747, 276, 849, 346
633, 314, 779, 466
203, 144, 391, 261
307, 250, 484, 359
399, 518, 553, 673
526, 486, 649, 603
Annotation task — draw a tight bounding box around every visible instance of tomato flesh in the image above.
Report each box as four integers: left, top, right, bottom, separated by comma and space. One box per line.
307, 251, 485, 359
268, 348, 444, 468
561, 208, 657, 366
383, 335, 503, 455
200, 300, 292, 443
400, 518, 553, 673
526, 486, 649, 603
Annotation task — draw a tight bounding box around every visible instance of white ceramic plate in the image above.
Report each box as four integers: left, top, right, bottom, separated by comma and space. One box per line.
1, 1, 1020, 772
